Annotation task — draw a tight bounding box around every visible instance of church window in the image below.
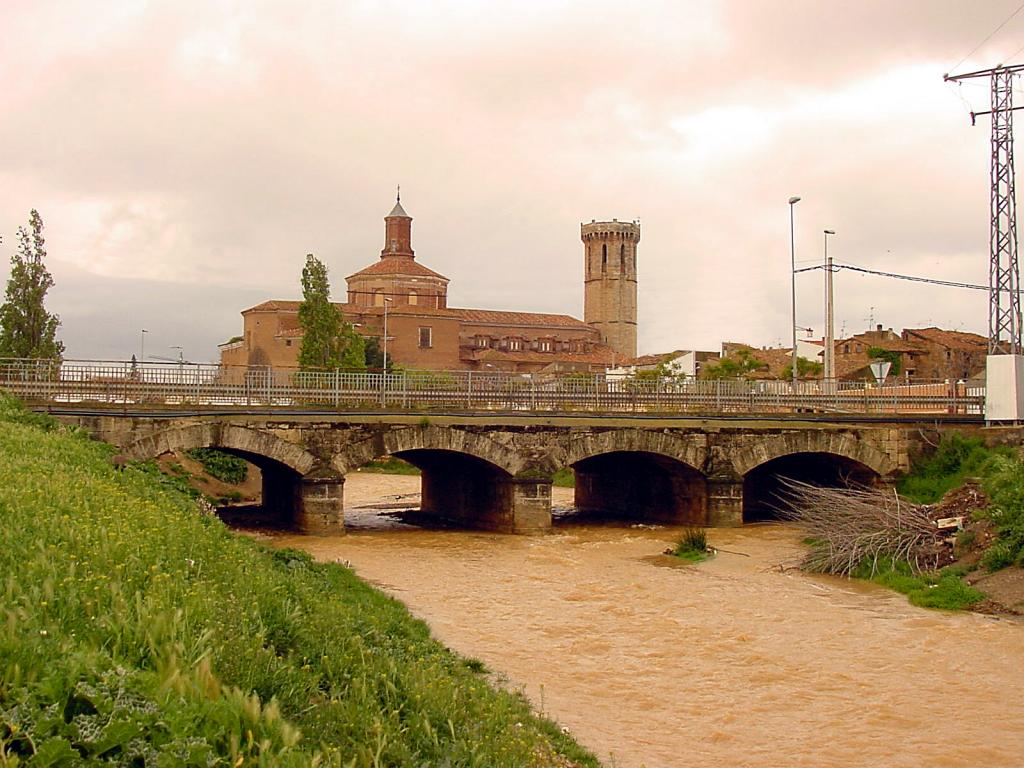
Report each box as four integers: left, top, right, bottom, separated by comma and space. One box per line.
476, 336, 488, 348
620, 244, 625, 272
508, 338, 522, 351
419, 327, 433, 349
409, 290, 418, 305
602, 244, 607, 273
539, 340, 552, 352
374, 290, 384, 307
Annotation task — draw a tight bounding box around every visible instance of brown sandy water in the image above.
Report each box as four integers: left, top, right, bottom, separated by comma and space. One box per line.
271, 473, 1024, 768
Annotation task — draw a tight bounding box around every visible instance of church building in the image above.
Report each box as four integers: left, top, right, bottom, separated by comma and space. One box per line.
219, 197, 640, 373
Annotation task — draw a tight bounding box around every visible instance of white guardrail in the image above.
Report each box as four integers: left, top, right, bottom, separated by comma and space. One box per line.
0, 359, 985, 417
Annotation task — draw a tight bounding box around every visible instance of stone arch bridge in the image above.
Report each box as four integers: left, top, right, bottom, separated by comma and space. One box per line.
59, 412, 977, 534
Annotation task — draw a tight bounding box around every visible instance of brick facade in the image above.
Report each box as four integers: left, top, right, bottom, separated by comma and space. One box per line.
221, 199, 633, 373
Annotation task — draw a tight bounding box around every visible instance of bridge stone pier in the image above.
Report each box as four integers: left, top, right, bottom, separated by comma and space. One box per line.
57, 411, 980, 534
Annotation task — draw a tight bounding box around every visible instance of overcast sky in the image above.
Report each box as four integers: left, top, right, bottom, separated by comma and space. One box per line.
1, 0, 1021, 362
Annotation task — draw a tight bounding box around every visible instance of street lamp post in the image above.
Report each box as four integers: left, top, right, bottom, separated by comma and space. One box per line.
381, 298, 393, 406
823, 230, 836, 386
788, 196, 801, 389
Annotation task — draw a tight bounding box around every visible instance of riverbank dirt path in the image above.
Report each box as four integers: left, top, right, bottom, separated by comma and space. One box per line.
272, 473, 1024, 768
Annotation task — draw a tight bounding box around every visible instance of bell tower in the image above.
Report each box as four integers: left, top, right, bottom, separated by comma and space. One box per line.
582, 219, 639, 360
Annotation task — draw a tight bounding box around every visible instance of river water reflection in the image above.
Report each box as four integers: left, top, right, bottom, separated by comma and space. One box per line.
271, 473, 1024, 768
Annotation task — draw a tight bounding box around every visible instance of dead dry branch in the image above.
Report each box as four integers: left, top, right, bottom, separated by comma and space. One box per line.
777, 479, 949, 576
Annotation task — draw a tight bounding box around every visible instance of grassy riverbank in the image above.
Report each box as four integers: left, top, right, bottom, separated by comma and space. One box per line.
0, 395, 598, 766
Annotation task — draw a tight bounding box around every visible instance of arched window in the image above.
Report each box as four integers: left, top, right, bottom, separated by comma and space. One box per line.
620, 244, 626, 272
408, 290, 418, 306
602, 243, 607, 273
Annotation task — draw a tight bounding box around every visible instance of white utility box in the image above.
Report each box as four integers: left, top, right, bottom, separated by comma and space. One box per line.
985, 354, 1024, 422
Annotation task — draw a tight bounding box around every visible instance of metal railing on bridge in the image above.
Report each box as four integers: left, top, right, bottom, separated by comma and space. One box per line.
0, 358, 985, 417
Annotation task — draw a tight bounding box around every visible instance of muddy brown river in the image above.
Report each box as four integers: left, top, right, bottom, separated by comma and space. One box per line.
269, 473, 1024, 768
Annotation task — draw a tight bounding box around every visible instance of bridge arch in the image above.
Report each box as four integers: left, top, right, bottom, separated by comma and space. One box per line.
561, 428, 706, 472
122, 423, 318, 476
561, 430, 708, 525
733, 432, 892, 523
340, 426, 550, 533
729, 431, 895, 479
338, 425, 520, 476
121, 423, 341, 532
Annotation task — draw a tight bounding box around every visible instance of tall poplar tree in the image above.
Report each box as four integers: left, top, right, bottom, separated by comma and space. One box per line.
297, 254, 365, 370
0, 210, 65, 359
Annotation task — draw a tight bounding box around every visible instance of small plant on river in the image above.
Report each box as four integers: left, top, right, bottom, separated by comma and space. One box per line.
671, 528, 711, 563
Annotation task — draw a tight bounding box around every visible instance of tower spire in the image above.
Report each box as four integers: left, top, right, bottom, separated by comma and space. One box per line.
383, 192, 413, 258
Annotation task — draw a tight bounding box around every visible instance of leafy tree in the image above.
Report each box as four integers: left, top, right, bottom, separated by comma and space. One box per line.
634, 360, 683, 381
297, 254, 365, 370
364, 335, 392, 371
700, 349, 764, 380
867, 346, 902, 376
781, 356, 824, 380
0, 210, 65, 359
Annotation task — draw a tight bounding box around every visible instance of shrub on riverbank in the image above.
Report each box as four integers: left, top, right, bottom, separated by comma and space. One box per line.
0, 394, 598, 766
976, 455, 1024, 570
898, 434, 1010, 504
186, 447, 249, 484
552, 468, 575, 488
900, 434, 1024, 571
355, 456, 421, 475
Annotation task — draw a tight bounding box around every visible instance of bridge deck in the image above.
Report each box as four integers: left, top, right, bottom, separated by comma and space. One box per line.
2, 358, 985, 421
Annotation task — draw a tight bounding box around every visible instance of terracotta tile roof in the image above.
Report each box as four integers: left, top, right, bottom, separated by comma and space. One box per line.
346, 257, 448, 281
463, 346, 615, 364
626, 350, 688, 367
902, 327, 987, 352
840, 334, 923, 354
351, 304, 458, 319
451, 308, 592, 329
246, 300, 301, 312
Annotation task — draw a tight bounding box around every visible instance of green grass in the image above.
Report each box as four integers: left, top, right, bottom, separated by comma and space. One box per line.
552, 468, 575, 488
186, 448, 249, 484
851, 558, 985, 611
897, 434, 1012, 504
0, 395, 599, 767
355, 457, 421, 475
670, 528, 710, 564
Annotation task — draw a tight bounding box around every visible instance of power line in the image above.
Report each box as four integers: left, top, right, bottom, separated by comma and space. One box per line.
949, 1, 1024, 73
794, 260, 1011, 292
